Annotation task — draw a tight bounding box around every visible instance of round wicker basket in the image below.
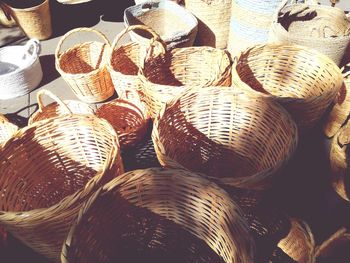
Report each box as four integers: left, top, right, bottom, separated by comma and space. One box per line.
61, 168, 255, 263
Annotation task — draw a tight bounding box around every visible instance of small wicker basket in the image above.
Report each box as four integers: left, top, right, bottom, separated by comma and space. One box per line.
28, 89, 95, 125
55, 27, 115, 103
152, 86, 298, 190
231, 44, 343, 131
61, 168, 255, 263
0, 114, 124, 261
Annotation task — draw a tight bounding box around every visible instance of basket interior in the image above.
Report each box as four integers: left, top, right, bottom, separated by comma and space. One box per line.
0, 116, 116, 212
111, 42, 140, 76
59, 42, 108, 74
236, 45, 340, 99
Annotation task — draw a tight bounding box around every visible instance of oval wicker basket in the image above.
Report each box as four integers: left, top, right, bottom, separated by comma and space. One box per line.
268, 0, 350, 66
0, 114, 18, 145
55, 27, 115, 103
0, 114, 124, 261
139, 39, 232, 118
96, 98, 150, 149
330, 120, 350, 202
0, 39, 43, 100
28, 89, 95, 125
152, 86, 298, 190
124, 1, 198, 50
277, 219, 316, 263
61, 168, 255, 263
231, 44, 343, 131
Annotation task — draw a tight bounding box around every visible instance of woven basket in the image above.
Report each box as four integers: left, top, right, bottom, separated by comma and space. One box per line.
330, 120, 350, 202
277, 219, 316, 263
28, 89, 95, 125
0, 115, 18, 145
183, 0, 231, 48
231, 44, 343, 131
0, 114, 124, 262
96, 98, 150, 149
152, 86, 298, 190
0, 3, 16, 27
1, 0, 52, 40
0, 39, 43, 100
61, 168, 255, 263
228, 0, 284, 56
55, 27, 115, 103
124, 1, 198, 50
268, 0, 350, 66
324, 67, 350, 138
139, 39, 232, 118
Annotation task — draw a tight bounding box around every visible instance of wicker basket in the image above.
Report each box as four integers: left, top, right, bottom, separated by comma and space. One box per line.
330, 121, 350, 202
0, 3, 16, 27
277, 219, 316, 263
183, 0, 231, 48
61, 168, 255, 263
0, 114, 18, 145
231, 44, 343, 131
0, 39, 43, 100
96, 99, 150, 149
124, 1, 198, 50
55, 27, 115, 103
0, 114, 124, 262
152, 86, 298, 190
28, 89, 95, 125
139, 39, 232, 118
268, 0, 350, 66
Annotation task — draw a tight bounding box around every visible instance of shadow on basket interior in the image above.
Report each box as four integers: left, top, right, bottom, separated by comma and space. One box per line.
194, 18, 216, 47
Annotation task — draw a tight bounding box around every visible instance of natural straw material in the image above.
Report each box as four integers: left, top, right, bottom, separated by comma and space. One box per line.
96, 99, 150, 149
0, 115, 18, 145
277, 219, 316, 263
231, 44, 343, 131
152, 86, 298, 190
139, 39, 232, 118
61, 168, 255, 263
29, 89, 95, 125
55, 27, 114, 103
268, 1, 350, 66
184, 0, 231, 48
0, 114, 124, 262
330, 121, 350, 202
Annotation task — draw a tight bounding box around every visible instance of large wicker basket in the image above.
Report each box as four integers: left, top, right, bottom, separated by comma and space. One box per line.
0, 114, 18, 145
152, 86, 298, 190
28, 89, 95, 125
0, 114, 124, 262
61, 168, 255, 263
55, 27, 115, 103
231, 44, 343, 131
139, 39, 232, 118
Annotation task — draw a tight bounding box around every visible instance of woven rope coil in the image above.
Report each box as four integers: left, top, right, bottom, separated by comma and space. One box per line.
0, 114, 18, 145
0, 114, 124, 262
231, 44, 343, 131
28, 89, 95, 125
268, 1, 350, 66
61, 168, 255, 263
152, 86, 298, 190
55, 27, 115, 103
139, 39, 232, 118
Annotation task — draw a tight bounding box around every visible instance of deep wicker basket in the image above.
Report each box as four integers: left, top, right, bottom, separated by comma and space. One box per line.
61, 168, 255, 263
0, 114, 124, 262
152, 86, 298, 190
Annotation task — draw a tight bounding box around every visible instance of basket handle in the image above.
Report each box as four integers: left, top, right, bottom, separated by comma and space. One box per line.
0, 1, 12, 21
55, 27, 111, 60
37, 89, 72, 114
341, 63, 350, 78
272, 0, 319, 22
23, 39, 41, 60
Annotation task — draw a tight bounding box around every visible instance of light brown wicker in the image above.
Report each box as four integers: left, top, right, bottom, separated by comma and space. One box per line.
55, 27, 115, 103
0, 114, 18, 146
324, 67, 350, 138
96, 98, 150, 149
139, 39, 232, 118
61, 168, 255, 263
152, 86, 298, 190
0, 3, 16, 27
268, 1, 350, 66
183, 0, 231, 48
330, 121, 350, 202
277, 219, 316, 263
28, 89, 95, 125
1, 0, 52, 40
0, 114, 124, 262
231, 44, 343, 131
